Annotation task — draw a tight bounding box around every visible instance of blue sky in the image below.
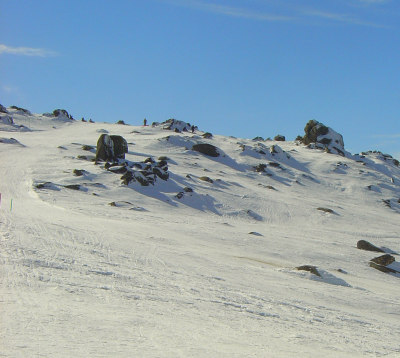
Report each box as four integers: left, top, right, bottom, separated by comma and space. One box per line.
1, 0, 399, 158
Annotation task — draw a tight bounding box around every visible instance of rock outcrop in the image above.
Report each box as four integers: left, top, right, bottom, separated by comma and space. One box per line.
152, 118, 197, 132
0, 115, 14, 124
0, 104, 8, 113
274, 135, 285, 141
53, 109, 71, 118
302, 120, 345, 156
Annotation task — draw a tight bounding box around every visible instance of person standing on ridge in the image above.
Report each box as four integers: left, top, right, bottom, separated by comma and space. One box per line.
143, 118, 147, 126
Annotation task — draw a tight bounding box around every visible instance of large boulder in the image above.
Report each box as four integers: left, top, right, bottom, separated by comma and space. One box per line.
95, 134, 115, 162
0, 104, 8, 113
53, 109, 70, 118
192, 143, 220, 157
110, 135, 128, 160
274, 135, 285, 141
95, 134, 128, 162
302, 120, 345, 156
0, 115, 14, 124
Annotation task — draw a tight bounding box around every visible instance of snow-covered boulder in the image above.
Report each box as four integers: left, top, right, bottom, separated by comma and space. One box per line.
9, 105, 32, 115
0, 104, 9, 113
152, 118, 197, 132
52, 109, 72, 120
302, 120, 346, 156
0, 115, 14, 124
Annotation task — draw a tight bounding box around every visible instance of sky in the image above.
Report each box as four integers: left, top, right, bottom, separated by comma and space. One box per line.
1, 0, 399, 158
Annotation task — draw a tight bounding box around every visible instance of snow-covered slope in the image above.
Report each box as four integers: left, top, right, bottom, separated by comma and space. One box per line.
1, 107, 400, 357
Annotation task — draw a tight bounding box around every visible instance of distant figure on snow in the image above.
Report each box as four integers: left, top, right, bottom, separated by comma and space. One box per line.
191, 125, 195, 133
143, 118, 147, 126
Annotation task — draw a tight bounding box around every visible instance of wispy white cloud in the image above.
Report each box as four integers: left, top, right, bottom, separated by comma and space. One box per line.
301, 8, 387, 27
2, 85, 18, 94
164, 0, 292, 21
0, 44, 58, 57
163, 0, 389, 27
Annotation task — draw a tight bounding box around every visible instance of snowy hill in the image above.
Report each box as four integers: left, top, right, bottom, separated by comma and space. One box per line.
1, 106, 400, 357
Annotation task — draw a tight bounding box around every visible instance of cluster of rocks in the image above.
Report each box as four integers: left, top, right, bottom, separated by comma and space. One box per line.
94, 134, 169, 187
295, 239, 399, 279
359, 151, 399, 167
53, 109, 74, 120
357, 240, 400, 275
116, 157, 169, 186
10, 105, 31, 115
152, 118, 197, 133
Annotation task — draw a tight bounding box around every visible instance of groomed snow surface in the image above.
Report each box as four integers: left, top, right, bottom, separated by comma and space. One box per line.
1, 109, 400, 357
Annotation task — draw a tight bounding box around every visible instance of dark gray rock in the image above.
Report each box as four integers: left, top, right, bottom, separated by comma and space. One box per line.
121, 171, 135, 185
35, 182, 53, 189
95, 134, 128, 162
192, 143, 220, 157
108, 165, 128, 174
110, 135, 128, 160
357, 240, 385, 253
303, 120, 329, 145
153, 167, 169, 180
53, 109, 70, 118
199, 176, 213, 183
317, 207, 334, 214
371, 254, 395, 266
369, 261, 399, 275
295, 265, 321, 277
254, 164, 267, 172
318, 138, 332, 145
274, 135, 285, 141
0, 104, 8, 113
73, 169, 85, 176
252, 136, 264, 141
202, 132, 213, 139
268, 162, 281, 168
95, 134, 115, 162
64, 184, 81, 190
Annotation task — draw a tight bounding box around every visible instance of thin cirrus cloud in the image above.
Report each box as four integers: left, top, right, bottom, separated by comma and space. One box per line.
164, 0, 293, 21
164, 0, 387, 26
0, 44, 58, 57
